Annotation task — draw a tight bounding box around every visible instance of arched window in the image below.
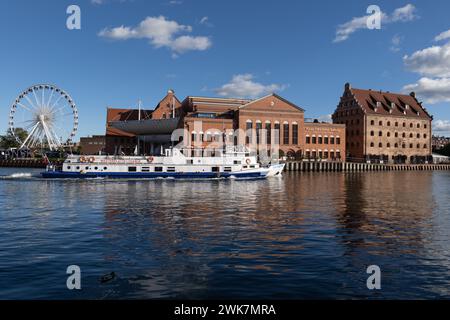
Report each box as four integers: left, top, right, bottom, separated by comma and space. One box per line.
395, 143, 399, 148
191, 131, 197, 143
379, 131, 382, 137
379, 121, 383, 126
387, 143, 391, 148
370, 142, 374, 147
379, 143, 383, 148
371, 120, 375, 125
417, 123, 420, 128
387, 132, 391, 137
370, 131, 374, 136
387, 121, 391, 126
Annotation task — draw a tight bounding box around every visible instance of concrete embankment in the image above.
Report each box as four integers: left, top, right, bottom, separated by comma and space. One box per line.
284, 161, 450, 172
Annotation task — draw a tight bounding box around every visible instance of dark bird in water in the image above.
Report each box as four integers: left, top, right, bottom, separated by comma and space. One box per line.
100, 272, 116, 284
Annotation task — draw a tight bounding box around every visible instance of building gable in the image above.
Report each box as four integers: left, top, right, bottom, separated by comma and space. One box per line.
239, 94, 304, 114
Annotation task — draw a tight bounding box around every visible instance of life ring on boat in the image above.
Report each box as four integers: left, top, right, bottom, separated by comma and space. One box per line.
79, 156, 86, 163
147, 156, 154, 163
245, 158, 251, 165
88, 156, 95, 163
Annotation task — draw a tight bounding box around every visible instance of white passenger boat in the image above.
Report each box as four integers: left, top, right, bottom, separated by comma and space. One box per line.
41, 146, 285, 179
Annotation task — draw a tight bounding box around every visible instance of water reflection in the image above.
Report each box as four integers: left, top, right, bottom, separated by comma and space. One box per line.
1, 170, 450, 299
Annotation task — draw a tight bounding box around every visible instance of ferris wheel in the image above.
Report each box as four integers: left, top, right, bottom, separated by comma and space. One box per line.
8, 84, 79, 151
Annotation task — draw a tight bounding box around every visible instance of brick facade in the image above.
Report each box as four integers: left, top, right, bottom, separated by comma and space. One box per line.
333, 83, 432, 163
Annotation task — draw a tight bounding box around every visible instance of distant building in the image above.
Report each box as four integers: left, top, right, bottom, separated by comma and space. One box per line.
333, 83, 433, 163
79, 135, 106, 155
432, 135, 450, 151
105, 90, 346, 160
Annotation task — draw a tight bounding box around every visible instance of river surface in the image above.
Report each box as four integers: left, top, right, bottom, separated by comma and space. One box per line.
0, 168, 450, 299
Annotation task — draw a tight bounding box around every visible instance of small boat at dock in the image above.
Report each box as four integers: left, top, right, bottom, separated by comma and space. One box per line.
41, 146, 285, 179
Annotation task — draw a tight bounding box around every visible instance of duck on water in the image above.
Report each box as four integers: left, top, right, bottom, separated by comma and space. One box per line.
41, 146, 285, 179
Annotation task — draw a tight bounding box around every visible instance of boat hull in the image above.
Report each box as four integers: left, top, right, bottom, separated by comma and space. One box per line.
41, 170, 269, 179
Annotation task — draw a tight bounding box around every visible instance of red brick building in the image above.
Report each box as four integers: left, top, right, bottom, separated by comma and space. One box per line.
105, 90, 346, 161
333, 83, 432, 163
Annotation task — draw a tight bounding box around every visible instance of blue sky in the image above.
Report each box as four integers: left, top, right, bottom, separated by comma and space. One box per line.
1, 0, 450, 139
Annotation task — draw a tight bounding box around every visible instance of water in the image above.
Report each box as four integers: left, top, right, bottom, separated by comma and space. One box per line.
0, 167, 450, 299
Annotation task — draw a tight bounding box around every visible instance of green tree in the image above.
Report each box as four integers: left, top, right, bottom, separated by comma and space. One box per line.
0, 128, 28, 149
436, 143, 450, 157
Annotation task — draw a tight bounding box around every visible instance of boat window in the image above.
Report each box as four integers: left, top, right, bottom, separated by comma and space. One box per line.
187, 159, 193, 164
167, 167, 176, 172
155, 167, 163, 172
212, 167, 220, 172
224, 167, 232, 172
243, 165, 248, 169
142, 167, 150, 172
67, 166, 71, 170
94, 167, 98, 170
85, 167, 89, 170
250, 165, 256, 168
76, 166, 80, 170
103, 167, 107, 170
128, 167, 137, 172
233, 160, 241, 164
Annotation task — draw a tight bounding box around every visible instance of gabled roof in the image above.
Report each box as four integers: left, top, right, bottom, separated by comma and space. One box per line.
239, 93, 305, 112
349, 87, 432, 120
106, 108, 153, 137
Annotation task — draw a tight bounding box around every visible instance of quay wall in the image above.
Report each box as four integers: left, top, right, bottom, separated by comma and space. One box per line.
0, 159, 48, 168
284, 161, 450, 172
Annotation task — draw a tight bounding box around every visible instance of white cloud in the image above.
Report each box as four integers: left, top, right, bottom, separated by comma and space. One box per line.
214, 74, 287, 99
435, 29, 450, 42
403, 43, 450, 78
200, 17, 209, 24
317, 114, 332, 123
403, 77, 450, 104
334, 4, 417, 43
98, 16, 212, 55
390, 34, 403, 52
389, 4, 417, 22
433, 120, 450, 132
168, 0, 183, 5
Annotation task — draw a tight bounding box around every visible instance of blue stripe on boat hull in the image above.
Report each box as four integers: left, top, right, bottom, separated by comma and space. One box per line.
40, 171, 268, 179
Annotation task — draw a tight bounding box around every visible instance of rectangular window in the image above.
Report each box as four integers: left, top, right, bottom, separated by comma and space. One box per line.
312, 136, 317, 144
233, 160, 241, 164
154, 167, 163, 172
274, 123, 281, 145
141, 167, 150, 172
167, 167, 176, 172
330, 137, 335, 144
283, 123, 289, 145
246, 122, 253, 144
336, 137, 341, 144
292, 124, 298, 145
224, 167, 232, 172
265, 123, 271, 144
212, 167, 220, 172
324, 137, 329, 144
128, 167, 137, 172
256, 122, 262, 144
306, 136, 310, 144
191, 133, 196, 143
318, 137, 323, 144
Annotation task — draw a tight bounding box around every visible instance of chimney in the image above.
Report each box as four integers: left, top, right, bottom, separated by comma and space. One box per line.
410, 92, 416, 98
345, 83, 351, 91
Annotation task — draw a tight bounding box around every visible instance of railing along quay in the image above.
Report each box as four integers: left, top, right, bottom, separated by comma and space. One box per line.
0, 159, 62, 168
284, 161, 450, 172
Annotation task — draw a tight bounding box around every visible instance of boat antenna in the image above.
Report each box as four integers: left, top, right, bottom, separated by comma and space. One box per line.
138, 99, 142, 121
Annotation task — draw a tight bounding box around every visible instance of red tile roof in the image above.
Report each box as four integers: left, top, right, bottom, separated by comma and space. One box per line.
106, 108, 152, 137
350, 88, 432, 120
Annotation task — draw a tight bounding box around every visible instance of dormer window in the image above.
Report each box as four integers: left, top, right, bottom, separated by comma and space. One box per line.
391, 102, 395, 109
405, 105, 409, 110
